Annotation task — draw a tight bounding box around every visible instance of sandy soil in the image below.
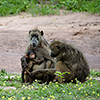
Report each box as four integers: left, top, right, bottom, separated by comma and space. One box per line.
0, 12, 100, 73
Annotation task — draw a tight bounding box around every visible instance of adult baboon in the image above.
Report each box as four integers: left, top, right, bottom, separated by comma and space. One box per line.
25, 29, 56, 69
49, 40, 90, 83
20, 29, 56, 83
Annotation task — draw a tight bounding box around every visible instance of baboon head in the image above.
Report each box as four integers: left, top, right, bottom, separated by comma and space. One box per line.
26, 50, 36, 60
49, 40, 65, 57
29, 29, 44, 48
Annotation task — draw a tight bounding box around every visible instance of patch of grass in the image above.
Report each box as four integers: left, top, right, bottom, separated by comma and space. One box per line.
28, 1, 60, 16
56, 0, 100, 14
90, 68, 100, 77
0, 0, 100, 16
0, 69, 100, 100
0, 0, 29, 16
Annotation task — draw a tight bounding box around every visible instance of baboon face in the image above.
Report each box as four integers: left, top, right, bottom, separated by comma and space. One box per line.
50, 41, 64, 57
29, 29, 44, 48
26, 50, 36, 60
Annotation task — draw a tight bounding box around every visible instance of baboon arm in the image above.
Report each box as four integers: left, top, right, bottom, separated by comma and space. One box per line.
33, 58, 45, 64
22, 70, 25, 83
44, 56, 56, 68
44, 55, 56, 64
31, 68, 56, 77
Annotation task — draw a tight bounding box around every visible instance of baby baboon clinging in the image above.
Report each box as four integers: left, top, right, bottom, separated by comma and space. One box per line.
49, 40, 90, 83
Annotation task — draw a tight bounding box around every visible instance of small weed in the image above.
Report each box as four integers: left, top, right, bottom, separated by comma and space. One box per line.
54, 71, 70, 83
90, 68, 100, 77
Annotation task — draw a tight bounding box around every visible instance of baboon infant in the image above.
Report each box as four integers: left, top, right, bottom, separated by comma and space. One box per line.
49, 40, 90, 83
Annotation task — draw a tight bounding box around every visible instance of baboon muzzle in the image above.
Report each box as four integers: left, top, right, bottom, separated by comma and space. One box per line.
31, 37, 39, 48
32, 42, 36, 47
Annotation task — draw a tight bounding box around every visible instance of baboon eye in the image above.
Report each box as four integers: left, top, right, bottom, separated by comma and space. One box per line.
41, 31, 44, 36
32, 35, 37, 38
57, 45, 60, 49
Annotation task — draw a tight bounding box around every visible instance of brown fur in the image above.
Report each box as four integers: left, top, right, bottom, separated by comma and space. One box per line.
49, 40, 90, 83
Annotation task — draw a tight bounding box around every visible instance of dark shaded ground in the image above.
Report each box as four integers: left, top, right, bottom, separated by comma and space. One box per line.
0, 12, 100, 73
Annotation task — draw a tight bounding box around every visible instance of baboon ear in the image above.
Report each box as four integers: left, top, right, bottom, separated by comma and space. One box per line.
41, 31, 44, 36
29, 30, 31, 34
60, 43, 65, 49
57, 45, 60, 49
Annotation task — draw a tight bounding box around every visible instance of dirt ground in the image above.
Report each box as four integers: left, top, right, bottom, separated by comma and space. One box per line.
0, 12, 100, 73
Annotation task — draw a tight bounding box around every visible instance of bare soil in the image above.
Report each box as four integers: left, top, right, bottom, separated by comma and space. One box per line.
0, 12, 100, 73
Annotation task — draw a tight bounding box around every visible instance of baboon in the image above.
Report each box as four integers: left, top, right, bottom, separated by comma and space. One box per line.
49, 40, 90, 83
21, 29, 56, 83
25, 29, 56, 69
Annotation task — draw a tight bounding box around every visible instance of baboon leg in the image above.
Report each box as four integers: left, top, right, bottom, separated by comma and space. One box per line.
30, 68, 56, 83
55, 61, 74, 83
22, 70, 30, 83
31, 69, 54, 76
22, 70, 25, 83
44, 55, 56, 68
46, 60, 52, 69
46, 74, 54, 84
75, 70, 86, 83
23, 70, 33, 83
25, 75, 32, 83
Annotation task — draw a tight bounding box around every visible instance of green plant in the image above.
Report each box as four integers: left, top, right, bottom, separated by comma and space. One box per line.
90, 68, 100, 77
54, 71, 70, 83
0, 69, 7, 76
